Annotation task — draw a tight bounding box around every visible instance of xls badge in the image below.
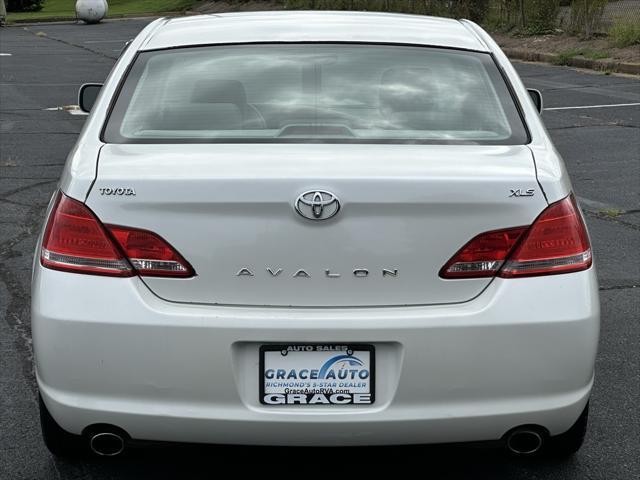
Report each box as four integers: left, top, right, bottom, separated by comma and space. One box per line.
509, 188, 535, 197
261, 344, 374, 405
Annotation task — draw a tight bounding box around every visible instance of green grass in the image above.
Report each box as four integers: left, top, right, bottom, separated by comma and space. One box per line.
580, 49, 610, 60
553, 48, 610, 65
597, 208, 624, 218
7, 0, 195, 22
609, 18, 640, 48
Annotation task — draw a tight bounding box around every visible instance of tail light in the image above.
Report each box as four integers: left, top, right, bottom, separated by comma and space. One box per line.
107, 226, 194, 277
440, 195, 592, 279
439, 226, 527, 278
41, 192, 194, 278
41, 193, 133, 276
499, 195, 592, 277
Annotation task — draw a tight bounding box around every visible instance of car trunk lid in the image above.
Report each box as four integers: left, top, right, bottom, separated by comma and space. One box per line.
86, 143, 546, 307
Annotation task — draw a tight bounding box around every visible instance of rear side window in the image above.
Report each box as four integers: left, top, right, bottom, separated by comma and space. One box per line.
103, 43, 528, 144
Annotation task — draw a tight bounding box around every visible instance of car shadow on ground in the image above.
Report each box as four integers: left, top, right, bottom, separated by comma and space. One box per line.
51, 443, 580, 479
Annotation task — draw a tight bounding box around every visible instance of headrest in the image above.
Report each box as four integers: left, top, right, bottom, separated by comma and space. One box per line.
156, 103, 243, 130
191, 79, 248, 105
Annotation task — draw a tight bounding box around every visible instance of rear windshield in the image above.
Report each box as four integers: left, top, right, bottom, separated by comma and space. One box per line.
103, 43, 528, 144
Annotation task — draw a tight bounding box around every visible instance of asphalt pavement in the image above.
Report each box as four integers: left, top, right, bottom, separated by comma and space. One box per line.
0, 19, 638, 480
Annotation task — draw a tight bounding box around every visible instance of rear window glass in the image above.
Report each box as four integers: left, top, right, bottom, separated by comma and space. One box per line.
103, 43, 528, 145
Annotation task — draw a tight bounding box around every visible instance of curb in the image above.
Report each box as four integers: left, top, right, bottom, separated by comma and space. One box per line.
502, 48, 640, 75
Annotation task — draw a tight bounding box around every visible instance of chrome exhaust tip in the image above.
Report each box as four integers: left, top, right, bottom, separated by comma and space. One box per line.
89, 432, 125, 457
506, 428, 544, 455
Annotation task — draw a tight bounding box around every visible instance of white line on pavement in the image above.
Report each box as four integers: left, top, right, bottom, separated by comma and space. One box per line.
1, 83, 78, 86
0, 53, 12, 56
84, 40, 128, 44
544, 103, 640, 111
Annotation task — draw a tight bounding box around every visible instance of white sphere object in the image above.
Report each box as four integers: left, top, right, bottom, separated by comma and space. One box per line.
76, 0, 108, 24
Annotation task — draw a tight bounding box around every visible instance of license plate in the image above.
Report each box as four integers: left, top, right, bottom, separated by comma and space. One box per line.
260, 344, 375, 406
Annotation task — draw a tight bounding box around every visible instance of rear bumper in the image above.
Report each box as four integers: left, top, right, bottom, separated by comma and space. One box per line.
32, 267, 599, 446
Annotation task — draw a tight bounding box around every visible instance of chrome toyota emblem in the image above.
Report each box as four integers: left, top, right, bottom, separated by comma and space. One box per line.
295, 190, 340, 220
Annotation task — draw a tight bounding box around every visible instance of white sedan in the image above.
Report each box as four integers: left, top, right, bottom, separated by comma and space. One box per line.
32, 11, 598, 458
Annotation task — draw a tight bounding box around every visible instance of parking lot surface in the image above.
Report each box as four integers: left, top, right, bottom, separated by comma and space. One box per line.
0, 19, 638, 479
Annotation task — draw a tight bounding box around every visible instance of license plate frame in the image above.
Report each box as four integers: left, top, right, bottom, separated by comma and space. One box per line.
259, 343, 375, 406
